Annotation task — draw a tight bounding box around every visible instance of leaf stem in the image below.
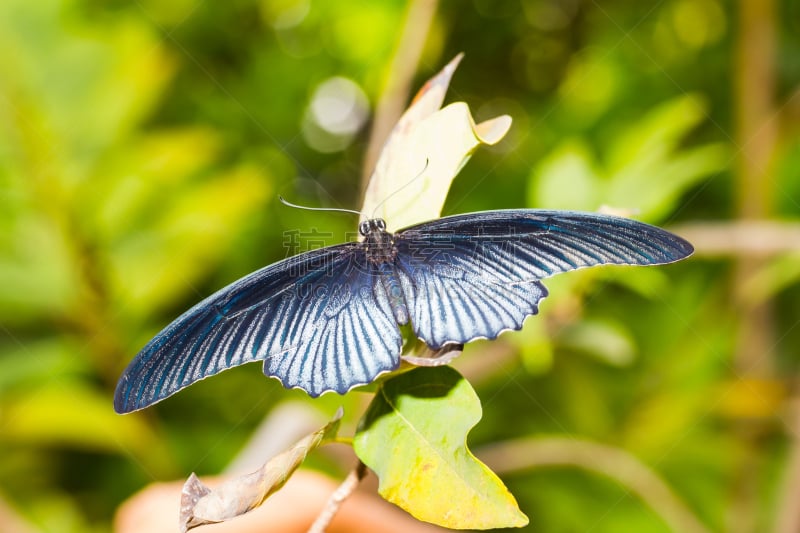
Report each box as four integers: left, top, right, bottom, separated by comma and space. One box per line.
307, 461, 367, 533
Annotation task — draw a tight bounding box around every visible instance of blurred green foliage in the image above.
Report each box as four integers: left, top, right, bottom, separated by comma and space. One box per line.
1, 0, 799, 532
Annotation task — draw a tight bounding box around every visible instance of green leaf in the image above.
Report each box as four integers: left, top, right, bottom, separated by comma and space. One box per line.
607, 94, 707, 173
555, 318, 636, 367
529, 139, 600, 211
353, 367, 528, 530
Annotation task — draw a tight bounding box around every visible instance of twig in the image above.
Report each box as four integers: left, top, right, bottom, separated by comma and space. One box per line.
307, 461, 367, 533
360, 0, 439, 191
732, 0, 778, 529
669, 221, 800, 257
478, 437, 711, 533
775, 394, 800, 533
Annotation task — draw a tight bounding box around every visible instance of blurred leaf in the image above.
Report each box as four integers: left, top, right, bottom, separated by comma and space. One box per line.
0, 0, 177, 329
362, 55, 511, 232
605, 95, 728, 222
24, 492, 94, 533
530, 139, 600, 211
599, 267, 671, 300
530, 94, 727, 222
556, 318, 636, 367
0, 339, 90, 393
606, 141, 728, 223
84, 127, 223, 243
557, 51, 620, 126
109, 165, 271, 316
623, 388, 716, 457
180, 408, 343, 532
354, 366, 528, 529
328, 2, 400, 63
509, 318, 554, 375
0, 381, 170, 470
714, 378, 786, 420
0, 214, 78, 323
741, 252, 800, 305
607, 94, 708, 172
0, 0, 174, 170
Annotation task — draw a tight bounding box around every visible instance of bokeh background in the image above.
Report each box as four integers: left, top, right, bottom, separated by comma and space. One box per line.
2, 0, 800, 531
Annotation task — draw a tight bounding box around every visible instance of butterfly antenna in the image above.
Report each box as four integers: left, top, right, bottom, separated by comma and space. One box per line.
370, 158, 430, 220
278, 196, 364, 217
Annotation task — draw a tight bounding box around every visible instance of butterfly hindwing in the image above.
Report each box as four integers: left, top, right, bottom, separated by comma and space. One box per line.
262, 253, 402, 397
114, 244, 402, 413
394, 209, 693, 348
393, 238, 548, 348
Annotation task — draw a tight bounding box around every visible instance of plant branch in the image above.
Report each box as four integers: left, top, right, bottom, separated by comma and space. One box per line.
478, 437, 710, 533
307, 461, 367, 533
732, 0, 778, 529
775, 394, 800, 533
360, 0, 439, 191
669, 221, 800, 257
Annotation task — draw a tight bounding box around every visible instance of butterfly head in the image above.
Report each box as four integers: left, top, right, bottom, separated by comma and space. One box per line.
360, 218, 397, 263
358, 218, 387, 237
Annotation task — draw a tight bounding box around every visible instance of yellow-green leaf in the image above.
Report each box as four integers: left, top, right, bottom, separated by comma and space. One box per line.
353, 367, 528, 529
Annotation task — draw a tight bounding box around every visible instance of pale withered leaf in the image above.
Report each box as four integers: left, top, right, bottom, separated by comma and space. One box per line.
179, 408, 343, 532
361, 54, 511, 233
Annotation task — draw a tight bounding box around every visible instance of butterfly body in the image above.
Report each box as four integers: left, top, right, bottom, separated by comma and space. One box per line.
361, 218, 399, 265
115, 209, 693, 413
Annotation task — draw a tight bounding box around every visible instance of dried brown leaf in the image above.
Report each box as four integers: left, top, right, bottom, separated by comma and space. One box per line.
179, 408, 343, 532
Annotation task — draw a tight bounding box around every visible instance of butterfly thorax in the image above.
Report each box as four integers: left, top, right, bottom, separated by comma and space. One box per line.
359, 218, 397, 264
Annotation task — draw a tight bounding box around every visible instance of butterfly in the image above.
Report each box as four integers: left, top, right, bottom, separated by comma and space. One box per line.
114, 209, 693, 413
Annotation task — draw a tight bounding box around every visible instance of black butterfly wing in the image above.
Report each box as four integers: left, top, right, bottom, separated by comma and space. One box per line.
114, 243, 402, 413
393, 209, 693, 349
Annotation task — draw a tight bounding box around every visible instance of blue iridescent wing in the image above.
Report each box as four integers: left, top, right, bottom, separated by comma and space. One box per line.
393, 209, 693, 349
114, 244, 402, 413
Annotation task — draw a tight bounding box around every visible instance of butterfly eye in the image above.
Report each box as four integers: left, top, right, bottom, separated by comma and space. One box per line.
358, 221, 371, 236
376, 219, 386, 231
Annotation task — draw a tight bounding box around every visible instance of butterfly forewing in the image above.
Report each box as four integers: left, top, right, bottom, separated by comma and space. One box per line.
114, 244, 402, 413
394, 209, 693, 348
